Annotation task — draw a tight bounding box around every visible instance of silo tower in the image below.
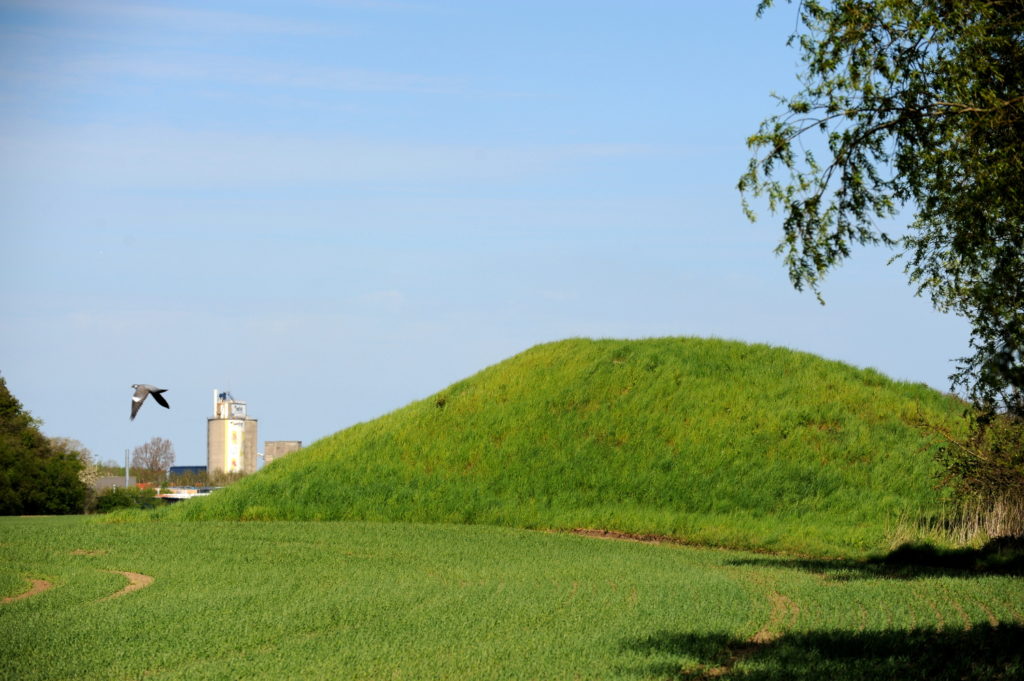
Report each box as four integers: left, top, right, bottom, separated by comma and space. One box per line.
207, 390, 258, 476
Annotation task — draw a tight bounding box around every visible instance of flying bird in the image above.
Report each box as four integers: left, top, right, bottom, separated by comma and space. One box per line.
130, 384, 170, 420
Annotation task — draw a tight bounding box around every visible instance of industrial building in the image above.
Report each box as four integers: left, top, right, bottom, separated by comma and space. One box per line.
264, 440, 302, 465
168, 465, 207, 477
207, 390, 258, 476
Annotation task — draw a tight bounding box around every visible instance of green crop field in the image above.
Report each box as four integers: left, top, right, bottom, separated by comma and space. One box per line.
172, 338, 966, 556
1, 517, 1021, 680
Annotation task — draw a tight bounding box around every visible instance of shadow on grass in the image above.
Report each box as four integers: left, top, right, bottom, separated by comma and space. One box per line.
727, 537, 1024, 580
620, 623, 1024, 680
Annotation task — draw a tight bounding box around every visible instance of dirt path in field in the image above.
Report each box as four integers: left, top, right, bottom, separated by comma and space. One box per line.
569, 528, 678, 544
569, 528, 804, 678
99, 571, 154, 601
696, 578, 799, 679
2, 579, 53, 604
1, 570, 154, 604
571, 527, 1018, 677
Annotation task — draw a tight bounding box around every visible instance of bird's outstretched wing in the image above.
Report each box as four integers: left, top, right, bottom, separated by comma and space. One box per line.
150, 390, 170, 409
130, 385, 149, 421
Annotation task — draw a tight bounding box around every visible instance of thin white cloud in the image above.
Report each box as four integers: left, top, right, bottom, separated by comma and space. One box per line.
307, 0, 437, 10
539, 290, 578, 303
0, 125, 656, 190
0, 6, 456, 97
0, 0, 333, 36
361, 291, 407, 307
61, 53, 461, 94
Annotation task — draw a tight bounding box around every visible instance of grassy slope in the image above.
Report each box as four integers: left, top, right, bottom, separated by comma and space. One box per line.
173, 337, 964, 555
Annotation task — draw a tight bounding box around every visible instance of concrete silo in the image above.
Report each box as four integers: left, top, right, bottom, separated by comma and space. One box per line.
207, 390, 258, 476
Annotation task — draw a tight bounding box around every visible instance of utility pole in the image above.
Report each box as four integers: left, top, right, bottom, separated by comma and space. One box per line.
124, 448, 129, 488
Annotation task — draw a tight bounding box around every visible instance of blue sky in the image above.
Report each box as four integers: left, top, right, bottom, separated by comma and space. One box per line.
1, 0, 969, 467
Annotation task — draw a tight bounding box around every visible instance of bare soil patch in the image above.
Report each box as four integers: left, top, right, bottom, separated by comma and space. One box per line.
698, 589, 798, 678
2, 579, 53, 604
99, 571, 154, 601
568, 528, 680, 545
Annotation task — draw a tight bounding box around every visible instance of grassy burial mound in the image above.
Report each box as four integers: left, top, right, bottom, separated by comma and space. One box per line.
174, 338, 964, 555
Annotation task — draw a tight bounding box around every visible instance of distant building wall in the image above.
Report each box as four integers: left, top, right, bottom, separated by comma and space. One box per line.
264, 440, 302, 465
243, 420, 258, 473
94, 476, 137, 491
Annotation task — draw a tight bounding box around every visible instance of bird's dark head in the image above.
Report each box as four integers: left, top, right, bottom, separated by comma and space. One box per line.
131, 384, 139, 389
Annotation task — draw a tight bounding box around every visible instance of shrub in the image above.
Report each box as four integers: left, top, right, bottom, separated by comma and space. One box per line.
932, 410, 1024, 540
95, 487, 161, 513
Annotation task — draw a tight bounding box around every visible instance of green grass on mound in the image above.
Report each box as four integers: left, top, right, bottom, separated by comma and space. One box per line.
171, 338, 965, 556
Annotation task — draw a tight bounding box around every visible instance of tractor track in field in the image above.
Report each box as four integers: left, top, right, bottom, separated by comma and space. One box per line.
1, 567, 154, 604
969, 595, 1001, 628
569, 527, 1019, 678
99, 571, 154, 601
569, 527, 810, 678
855, 599, 869, 632
914, 588, 946, 631
938, 585, 973, 630
72, 548, 155, 601
650, 563, 805, 679
697, 581, 799, 679
1, 578, 53, 604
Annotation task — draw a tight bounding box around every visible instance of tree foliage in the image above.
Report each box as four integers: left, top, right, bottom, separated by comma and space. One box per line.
739, 0, 1024, 412
0, 375, 87, 514
131, 436, 175, 483
50, 436, 99, 511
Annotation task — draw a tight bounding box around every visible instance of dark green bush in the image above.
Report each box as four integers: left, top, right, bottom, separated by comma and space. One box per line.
934, 410, 1024, 539
95, 486, 161, 513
